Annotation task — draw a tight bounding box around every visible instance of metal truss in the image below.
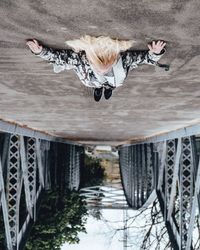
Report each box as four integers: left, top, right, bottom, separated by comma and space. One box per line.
0, 131, 84, 250
0, 134, 49, 250
80, 185, 129, 210
2, 120, 200, 249
119, 135, 200, 249
156, 136, 199, 250
119, 143, 155, 209
68, 145, 82, 191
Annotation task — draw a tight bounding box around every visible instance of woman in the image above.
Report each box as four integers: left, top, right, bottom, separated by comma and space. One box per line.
26, 36, 167, 102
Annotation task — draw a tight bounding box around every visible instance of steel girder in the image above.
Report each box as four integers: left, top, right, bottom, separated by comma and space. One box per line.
119, 136, 200, 249
80, 185, 129, 209
68, 145, 81, 190
0, 125, 84, 250
0, 134, 50, 250
0, 133, 85, 250
157, 136, 198, 250
119, 143, 155, 209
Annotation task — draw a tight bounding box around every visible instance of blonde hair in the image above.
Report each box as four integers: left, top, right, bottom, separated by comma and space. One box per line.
65, 35, 134, 67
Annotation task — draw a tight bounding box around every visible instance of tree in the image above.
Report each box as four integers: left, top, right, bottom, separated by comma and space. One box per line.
0, 214, 5, 249
80, 155, 106, 188
25, 189, 88, 250
80, 155, 106, 221
101, 199, 200, 250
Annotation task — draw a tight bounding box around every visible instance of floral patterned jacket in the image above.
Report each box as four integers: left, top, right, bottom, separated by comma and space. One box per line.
36, 46, 166, 88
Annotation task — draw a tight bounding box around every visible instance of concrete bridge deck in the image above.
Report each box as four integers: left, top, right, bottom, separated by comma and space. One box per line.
0, 0, 200, 145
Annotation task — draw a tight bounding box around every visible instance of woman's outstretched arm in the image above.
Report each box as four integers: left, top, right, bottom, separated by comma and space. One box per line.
26, 39, 80, 70
122, 40, 167, 70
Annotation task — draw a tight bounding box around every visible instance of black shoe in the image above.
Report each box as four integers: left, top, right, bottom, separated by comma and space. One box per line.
94, 87, 103, 102
104, 88, 113, 100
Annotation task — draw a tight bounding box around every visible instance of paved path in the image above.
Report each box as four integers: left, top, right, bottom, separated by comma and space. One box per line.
0, 0, 200, 145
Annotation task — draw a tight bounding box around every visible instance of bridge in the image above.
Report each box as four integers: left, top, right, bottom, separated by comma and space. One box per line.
0, 121, 200, 249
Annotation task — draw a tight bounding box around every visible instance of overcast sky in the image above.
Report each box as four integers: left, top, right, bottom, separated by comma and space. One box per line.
61, 209, 133, 250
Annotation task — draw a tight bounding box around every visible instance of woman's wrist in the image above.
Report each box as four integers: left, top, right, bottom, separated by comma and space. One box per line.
32, 47, 43, 55
149, 48, 166, 55
153, 48, 165, 55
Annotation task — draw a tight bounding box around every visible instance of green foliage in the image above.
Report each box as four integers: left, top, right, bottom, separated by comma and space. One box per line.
88, 207, 102, 221
0, 214, 6, 249
25, 190, 88, 250
80, 155, 105, 188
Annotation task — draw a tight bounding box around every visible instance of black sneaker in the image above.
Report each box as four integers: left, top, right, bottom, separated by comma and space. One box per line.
104, 88, 113, 100
94, 87, 103, 102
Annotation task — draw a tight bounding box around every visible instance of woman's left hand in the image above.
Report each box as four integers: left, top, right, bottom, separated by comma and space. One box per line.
26, 39, 43, 54
148, 40, 166, 54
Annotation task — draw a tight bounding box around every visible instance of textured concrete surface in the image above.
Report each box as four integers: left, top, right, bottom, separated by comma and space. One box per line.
0, 0, 200, 145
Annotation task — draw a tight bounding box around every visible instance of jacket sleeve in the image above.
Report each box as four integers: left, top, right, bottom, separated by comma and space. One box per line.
122, 49, 166, 70
35, 47, 80, 73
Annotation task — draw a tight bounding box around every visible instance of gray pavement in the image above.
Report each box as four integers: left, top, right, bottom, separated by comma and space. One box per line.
0, 0, 200, 145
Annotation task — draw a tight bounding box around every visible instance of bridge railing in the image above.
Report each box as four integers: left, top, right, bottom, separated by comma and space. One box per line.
119, 131, 200, 250
119, 143, 156, 209
0, 126, 84, 250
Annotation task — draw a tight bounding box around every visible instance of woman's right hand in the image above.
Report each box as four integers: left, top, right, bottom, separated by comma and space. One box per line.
26, 39, 43, 54
148, 40, 166, 54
